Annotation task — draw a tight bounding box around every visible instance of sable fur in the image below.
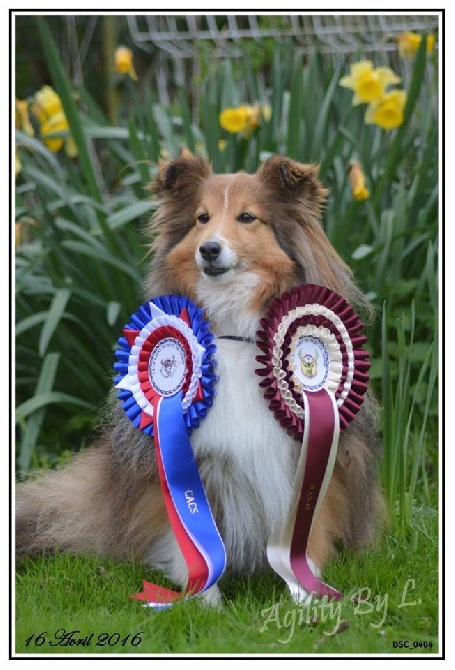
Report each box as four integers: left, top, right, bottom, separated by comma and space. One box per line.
16, 155, 384, 600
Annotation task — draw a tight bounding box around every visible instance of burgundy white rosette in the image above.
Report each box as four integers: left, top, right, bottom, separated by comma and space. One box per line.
255, 284, 370, 601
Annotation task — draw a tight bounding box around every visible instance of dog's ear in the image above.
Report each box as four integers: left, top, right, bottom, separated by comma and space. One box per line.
153, 155, 212, 197
257, 156, 328, 209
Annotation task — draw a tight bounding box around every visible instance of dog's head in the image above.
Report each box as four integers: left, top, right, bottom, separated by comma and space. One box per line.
146, 155, 365, 336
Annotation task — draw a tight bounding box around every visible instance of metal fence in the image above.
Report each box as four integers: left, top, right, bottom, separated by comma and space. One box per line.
127, 14, 440, 104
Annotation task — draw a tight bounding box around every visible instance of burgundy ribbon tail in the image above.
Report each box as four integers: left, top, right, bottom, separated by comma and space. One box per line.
289, 389, 342, 600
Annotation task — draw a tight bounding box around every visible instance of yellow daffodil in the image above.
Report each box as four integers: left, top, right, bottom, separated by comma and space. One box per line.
219, 106, 252, 134
261, 104, 272, 122
32, 85, 63, 123
247, 105, 261, 130
348, 161, 370, 201
15, 222, 22, 246
64, 136, 78, 158
15, 149, 21, 179
40, 112, 68, 152
15, 217, 38, 246
339, 60, 401, 105
15, 99, 34, 136
397, 32, 435, 59
114, 46, 138, 81
365, 90, 407, 130
219, 104, 269, 135
32, 85, 77, 156
41, 115, 78, 156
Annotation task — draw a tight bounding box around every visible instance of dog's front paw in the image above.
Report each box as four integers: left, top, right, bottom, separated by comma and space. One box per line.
287, 583, 313, 605
199, 584, 222, 609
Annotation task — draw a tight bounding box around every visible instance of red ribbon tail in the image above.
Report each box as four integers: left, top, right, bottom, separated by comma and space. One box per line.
129, 580, 182, 604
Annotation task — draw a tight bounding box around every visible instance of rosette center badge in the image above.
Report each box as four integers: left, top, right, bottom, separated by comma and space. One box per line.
290, 334, 332, 391
149, 338, 186, 397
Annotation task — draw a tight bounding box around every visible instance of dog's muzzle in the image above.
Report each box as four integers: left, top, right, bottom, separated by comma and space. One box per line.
198, 240, 231, 277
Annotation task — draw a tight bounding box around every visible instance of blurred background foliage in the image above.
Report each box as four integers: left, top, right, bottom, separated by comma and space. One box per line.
15, 13, 439, 526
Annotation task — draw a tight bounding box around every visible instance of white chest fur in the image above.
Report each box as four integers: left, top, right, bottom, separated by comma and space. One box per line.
190, 339, 299, 570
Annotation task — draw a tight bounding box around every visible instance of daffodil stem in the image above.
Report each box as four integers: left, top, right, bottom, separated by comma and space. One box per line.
102, 15, 120, 125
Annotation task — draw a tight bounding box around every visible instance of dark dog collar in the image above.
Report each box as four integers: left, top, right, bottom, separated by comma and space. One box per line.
218, 335, 256, 344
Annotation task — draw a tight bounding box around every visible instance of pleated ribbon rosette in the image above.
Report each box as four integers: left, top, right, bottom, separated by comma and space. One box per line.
114, 295, 225, 608
255, 284, 370, 602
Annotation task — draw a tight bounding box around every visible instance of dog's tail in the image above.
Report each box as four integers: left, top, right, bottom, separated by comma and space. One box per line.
15, 438, 167, 561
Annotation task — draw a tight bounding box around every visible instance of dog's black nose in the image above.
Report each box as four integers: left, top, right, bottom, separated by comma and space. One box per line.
199, 241, 221, 262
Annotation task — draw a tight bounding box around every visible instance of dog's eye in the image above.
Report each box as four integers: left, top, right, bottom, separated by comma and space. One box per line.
237, 212, 256, 224
197, 213, 210, 224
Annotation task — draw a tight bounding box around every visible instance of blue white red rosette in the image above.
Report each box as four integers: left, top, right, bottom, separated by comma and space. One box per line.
114, 295, 225, 608
255, 284, 370, 602
114, 295, 217, 436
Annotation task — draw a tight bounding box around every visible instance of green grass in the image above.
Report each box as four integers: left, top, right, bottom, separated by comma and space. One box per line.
15, 506, 439, 657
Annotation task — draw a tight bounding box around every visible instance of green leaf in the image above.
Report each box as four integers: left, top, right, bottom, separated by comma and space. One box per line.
83, 124, 131, 140
107, 301, 121, 326
408, 342, 434, 363
107, 200, 156, 230
402, 36, 429, 130
76, 83, 109, 125
16, 312, 47, 338
17, 353, 60, 471
178, 89, 196, 153
39, 289, 71, 356
16, 391, 93, 422
373, 37, 428, 206
36, 17, 103, 206
153, 105, 179, 156
54, 218, 105, 246
60, 240, 141, 280
352, 244, 374, 260
286, 54, 304, 159
312, 63, 343, 159
202, 100, 221, 171
143, 91, 161, 163
219, 60, 240, 109
15, 130, 61, 170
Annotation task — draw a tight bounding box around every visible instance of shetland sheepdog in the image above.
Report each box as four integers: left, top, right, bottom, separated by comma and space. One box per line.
16, 154, 384, 606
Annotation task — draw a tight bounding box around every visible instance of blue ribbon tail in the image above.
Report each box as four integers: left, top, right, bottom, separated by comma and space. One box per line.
157, 391, 227, 589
